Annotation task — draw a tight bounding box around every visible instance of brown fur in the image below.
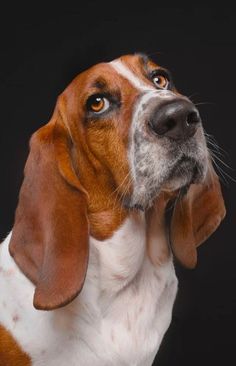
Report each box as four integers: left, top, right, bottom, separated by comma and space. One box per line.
0, 325, 31, 366
171, 164, 226, 268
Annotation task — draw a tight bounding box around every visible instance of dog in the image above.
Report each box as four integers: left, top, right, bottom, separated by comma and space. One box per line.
0, 54, 225, 366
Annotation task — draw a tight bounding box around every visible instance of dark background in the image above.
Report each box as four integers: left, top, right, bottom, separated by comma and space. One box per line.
0, 4, 235, 365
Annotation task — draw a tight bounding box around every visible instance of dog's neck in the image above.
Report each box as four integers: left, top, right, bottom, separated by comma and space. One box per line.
86, 206, 172, 299
87, 189, 172, 269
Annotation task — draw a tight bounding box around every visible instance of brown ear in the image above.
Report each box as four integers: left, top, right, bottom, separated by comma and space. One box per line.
170, 163, 226, 269
9, 98, 89, 310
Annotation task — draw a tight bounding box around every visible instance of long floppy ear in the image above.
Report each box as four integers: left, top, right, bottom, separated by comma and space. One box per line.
9, 97, 89, 310
170, 163, 226, 269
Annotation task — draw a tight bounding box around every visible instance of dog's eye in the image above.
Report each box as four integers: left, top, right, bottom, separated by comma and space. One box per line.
152, 74, 169, 89
87, 95, 110, 114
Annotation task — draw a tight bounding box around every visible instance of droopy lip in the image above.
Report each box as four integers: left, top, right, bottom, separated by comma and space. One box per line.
166, 155, 204, 186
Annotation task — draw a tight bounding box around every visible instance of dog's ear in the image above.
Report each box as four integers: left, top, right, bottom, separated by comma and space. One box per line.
9, 96, 89, 310
170, 163, 226, 268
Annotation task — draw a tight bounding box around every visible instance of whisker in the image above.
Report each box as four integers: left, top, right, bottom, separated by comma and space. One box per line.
210, 156, 229, 186
209, 153, 236, 184
202, 127, 235, 185
204, 129, 230, 157
210, 150, 234, 170
187, 92, 200, 101
206, 141, 226, 158
119, 176, 133, 210
108, 168, 134, 212
194, 101, 215, 106
109, 172, 131, 197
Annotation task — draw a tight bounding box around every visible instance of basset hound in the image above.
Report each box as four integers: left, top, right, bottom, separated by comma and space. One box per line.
0, 54, 226, 366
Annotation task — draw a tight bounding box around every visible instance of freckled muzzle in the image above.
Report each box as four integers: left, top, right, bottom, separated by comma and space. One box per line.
128, 92, 208, 209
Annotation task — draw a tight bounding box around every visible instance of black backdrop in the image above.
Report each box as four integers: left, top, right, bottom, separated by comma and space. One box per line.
0, 4, 235, 366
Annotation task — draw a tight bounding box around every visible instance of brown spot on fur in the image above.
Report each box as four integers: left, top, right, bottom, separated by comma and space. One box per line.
112, 273, 127, 281
111, 329, 115, 343
139, 306, 144, 314
0, 324, 31, 365
12, 314, 20, 323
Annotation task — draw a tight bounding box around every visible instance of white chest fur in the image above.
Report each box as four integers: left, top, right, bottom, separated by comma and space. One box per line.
0, 214, 178, 366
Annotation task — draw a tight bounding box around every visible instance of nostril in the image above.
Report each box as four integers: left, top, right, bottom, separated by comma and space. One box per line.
149, 117, 177, 136
186, 111, 200, 126
166, 118, 176, 131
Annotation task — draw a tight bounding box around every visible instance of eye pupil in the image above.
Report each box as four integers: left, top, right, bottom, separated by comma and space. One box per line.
91, 97, 105, 112
87, 94, 110, 114
153, 74, 168, 89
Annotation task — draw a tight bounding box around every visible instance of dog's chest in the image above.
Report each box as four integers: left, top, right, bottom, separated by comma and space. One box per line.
0, 215, 178, 366
80, 215, 178, 365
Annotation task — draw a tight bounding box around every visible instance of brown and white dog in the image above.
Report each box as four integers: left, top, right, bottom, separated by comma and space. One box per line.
0, 54, 225, 366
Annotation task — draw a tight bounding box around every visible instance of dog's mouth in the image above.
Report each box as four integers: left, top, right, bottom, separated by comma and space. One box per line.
162, 155, 204, 192
123, 133, 208, 212
124, 155, 205, 211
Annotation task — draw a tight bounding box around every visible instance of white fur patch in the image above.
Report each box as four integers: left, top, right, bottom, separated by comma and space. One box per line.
110, 59, 155, 91
0, 214, 178, 366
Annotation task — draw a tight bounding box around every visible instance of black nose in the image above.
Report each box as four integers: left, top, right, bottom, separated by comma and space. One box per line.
149, 99, 201, 141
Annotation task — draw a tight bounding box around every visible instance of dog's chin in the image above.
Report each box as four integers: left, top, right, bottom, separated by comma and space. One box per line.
162, 157, 204, 193
124, 157, 205, 211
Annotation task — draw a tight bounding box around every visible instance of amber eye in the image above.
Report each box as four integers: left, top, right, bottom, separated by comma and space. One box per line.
152, 74, 169, 89
87, 95, 110, 114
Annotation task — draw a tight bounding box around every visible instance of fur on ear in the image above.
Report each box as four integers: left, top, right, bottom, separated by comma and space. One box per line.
9, 99, 89, 310
170, 163, 226, 268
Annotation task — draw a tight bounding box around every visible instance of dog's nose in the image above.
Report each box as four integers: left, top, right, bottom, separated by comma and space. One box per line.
149, 99, 201, 141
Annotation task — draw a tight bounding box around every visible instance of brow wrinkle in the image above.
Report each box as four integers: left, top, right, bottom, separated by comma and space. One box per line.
136, 53, 150, 68
91, 78, 107, 90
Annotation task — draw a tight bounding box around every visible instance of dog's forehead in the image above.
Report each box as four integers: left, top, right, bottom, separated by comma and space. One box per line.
75, 54, 159, 91
109, 55, 157, 91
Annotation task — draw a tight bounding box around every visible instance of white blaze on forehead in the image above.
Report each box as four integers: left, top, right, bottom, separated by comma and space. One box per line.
110, 59, 155, 92
110, 59, 176, 100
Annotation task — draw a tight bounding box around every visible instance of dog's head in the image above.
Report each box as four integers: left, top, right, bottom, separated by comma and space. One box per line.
9, 54, 226, 310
